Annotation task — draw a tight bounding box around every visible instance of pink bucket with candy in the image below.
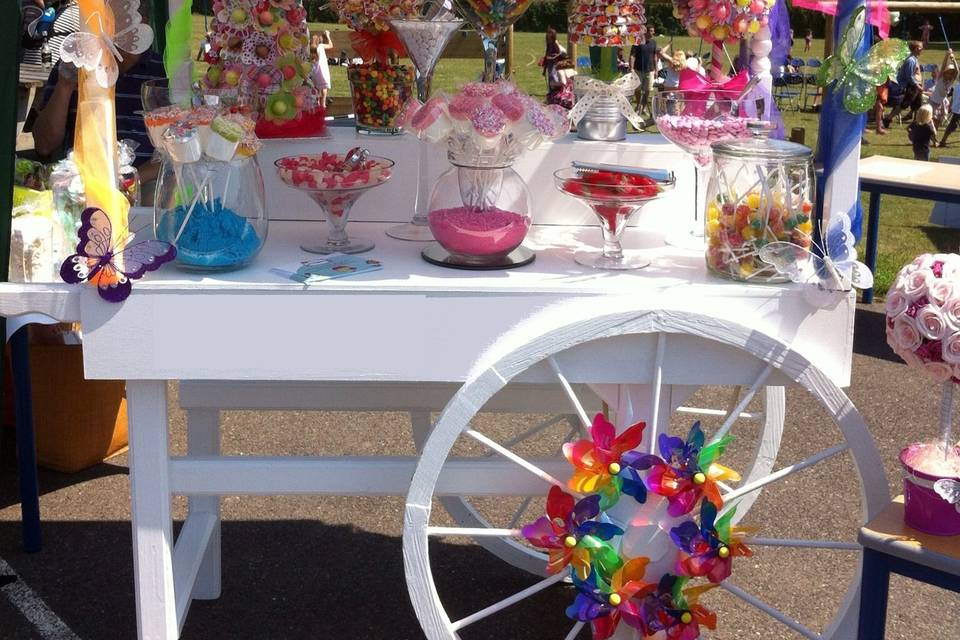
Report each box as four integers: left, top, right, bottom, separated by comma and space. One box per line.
899, 444, 960, 536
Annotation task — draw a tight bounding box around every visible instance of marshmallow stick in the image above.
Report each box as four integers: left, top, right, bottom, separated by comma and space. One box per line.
941, 381, 955, 461
173, 172, 213, 246
221, 166, 232, 211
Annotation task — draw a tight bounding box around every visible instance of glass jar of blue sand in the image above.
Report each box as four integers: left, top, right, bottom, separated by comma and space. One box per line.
153, 157, 268, 271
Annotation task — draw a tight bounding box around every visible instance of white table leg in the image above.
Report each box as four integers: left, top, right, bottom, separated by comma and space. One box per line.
186, 408, 221, 600
127, 380, 178, 640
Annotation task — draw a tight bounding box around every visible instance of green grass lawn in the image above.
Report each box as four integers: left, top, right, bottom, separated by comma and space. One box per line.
190, 15, 959, 295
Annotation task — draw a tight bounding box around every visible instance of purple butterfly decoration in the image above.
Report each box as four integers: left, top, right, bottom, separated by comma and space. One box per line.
59, 207, 176, 303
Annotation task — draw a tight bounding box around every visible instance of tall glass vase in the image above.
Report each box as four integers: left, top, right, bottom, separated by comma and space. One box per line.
451, 0, 533, 83
386, 15, 464, 241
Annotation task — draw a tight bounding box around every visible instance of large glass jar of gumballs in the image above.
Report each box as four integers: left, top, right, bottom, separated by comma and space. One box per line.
153, 156, 268, 272
704, 125, 814, 283
347, 63, 413, 135
423, 147, 533, 269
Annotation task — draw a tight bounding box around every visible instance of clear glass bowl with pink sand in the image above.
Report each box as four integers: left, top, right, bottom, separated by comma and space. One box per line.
426, 151, 532, 266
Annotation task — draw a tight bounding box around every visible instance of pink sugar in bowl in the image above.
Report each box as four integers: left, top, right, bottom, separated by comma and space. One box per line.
422, 149, 534, 269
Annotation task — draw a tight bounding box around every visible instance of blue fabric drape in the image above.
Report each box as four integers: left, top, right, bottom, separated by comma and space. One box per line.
815, 0, 869, 242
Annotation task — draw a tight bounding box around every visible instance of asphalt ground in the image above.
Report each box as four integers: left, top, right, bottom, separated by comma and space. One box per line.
1, 303, 959, 640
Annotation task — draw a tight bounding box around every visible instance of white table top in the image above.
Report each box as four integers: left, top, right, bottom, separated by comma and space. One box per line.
858, 155, 960, 196
0, 220, 856, 385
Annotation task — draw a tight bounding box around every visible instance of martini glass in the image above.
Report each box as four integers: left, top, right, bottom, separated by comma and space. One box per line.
385, 13, 464, 242
554, 167, 675, 270
652, 90, 751, 251
275, 155, 394, 254
452, 0, 534, 82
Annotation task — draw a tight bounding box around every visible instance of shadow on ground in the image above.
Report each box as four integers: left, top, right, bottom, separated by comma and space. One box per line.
0, 431, 127, 511
0, 519, 577, 640
853, 305, 901, 364
919, 225, 960, 253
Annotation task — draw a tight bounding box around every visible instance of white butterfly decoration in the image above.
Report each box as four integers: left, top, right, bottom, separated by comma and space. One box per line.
60, 0, 154, 88
934, 479, 960, 513
759, 209, 874, 306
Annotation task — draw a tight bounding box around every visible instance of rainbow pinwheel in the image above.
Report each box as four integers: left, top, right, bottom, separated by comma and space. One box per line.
563, 413, 647, 509
636, 575, 718, 640
520, 486, 624, 579
670, 502, 751, 583
631, 422, 740, 517
565, 558, 656, 640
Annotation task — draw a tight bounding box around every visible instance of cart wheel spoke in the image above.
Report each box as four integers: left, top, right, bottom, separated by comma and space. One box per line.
722, 443, 849, 504
449, 573, 568, 632
427, 527, 520, 538
499, 414, 570, 450
720, 581, 823, 640
547, 356, 591, 428
465, 429, 567, 489
563, 621, 585, 640
710, 363, 774, 444
743, 537, 859, 551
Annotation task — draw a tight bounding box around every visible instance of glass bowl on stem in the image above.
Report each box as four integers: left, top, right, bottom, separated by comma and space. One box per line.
274, 155, 394, 254
451, 0, 533, 82
385, 11, 464, 242
554, 167, 675, 270
652, 90, 751, 251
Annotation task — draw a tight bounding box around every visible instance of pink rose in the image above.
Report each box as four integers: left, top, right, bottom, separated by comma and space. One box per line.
912, 254, 935, 269
903, 268, 936, 297
925, 361, 954, 382
944, 296, 960, 330
892, 316, 922, 352
884, 289, 910, 318
944, 333, 960, 365
916, 305, 948, 340
952, 363, 960, 380
929, 280, 954, 305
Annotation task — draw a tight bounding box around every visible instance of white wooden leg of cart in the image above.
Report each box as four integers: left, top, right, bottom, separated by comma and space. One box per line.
403, 309, 889, 640
186, 409, 221, 600
127, 380, 178, 640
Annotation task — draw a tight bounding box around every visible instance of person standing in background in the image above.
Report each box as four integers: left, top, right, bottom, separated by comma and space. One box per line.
885, 41, 924, 126
908, 104, 937, 161
630, 25, 669, 121
542, 27, 564, 94
920, 19, 934, 48
310, 31, 333, 107
804, 29, 813, 53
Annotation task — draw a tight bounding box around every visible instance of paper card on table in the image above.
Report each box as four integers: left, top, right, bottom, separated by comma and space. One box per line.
271, 254, 383, 284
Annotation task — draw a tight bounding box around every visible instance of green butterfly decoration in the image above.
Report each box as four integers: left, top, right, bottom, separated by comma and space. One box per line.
816, 6, 909, 114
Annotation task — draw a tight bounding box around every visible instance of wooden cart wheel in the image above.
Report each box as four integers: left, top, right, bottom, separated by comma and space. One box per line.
403, 307, 888, 639
409, 384, 785, 576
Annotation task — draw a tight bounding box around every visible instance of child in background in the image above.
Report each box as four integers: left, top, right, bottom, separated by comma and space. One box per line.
908, 104, 937, 161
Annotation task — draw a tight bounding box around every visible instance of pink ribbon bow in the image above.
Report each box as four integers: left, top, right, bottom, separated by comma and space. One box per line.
678, 69, 750, 99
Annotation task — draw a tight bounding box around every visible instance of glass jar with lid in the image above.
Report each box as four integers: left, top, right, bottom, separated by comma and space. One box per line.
704, 123, 814, 283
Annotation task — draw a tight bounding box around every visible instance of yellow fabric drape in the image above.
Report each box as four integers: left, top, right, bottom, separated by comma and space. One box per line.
75, 0, 130, 244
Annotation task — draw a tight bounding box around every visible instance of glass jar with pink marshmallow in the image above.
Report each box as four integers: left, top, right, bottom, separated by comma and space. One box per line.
423, 146, 533, 269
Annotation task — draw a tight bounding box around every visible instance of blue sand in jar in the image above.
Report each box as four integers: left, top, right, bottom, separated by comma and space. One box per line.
157, 199, 263, 268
